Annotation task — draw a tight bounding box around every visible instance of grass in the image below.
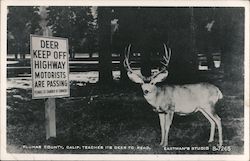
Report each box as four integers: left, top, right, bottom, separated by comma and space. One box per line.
6, 80, 244, 154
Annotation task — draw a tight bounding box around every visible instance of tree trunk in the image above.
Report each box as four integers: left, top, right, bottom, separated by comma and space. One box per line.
141, 45, 152, 78
220, 8, 244, 81
189, 7, 199, 81
114, 7, 130, 82
98, 7, 113, 84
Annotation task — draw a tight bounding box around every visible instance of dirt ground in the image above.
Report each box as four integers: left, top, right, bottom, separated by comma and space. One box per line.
6, 80, 244, 154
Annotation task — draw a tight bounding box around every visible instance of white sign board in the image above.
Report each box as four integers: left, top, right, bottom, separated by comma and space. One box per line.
30, 35, 70, 99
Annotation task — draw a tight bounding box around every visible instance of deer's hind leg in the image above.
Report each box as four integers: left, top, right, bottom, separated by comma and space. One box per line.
200, 107, 223, 146
198, 108, 216, 143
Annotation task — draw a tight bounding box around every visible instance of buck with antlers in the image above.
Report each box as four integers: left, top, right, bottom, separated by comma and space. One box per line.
124, 44, 223, 147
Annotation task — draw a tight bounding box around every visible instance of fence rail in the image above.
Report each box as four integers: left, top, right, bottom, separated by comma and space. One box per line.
7, 55, 144, 77
7, 52, 222, 77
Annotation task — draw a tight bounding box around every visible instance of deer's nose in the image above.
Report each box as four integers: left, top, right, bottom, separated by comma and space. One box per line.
144, 90, 149, 95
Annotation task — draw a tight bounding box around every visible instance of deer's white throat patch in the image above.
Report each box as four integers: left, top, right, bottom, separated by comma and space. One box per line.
143, 91, 157, 107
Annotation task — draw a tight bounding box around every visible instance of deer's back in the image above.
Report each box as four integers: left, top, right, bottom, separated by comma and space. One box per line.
156, 83, 222, 113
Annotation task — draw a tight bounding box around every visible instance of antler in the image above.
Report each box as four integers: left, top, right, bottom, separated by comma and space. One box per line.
124, 43, 171, 82
123, 44, 145, 80
161, 43, 171, 68
150, 43, 171, 79
123, 44, 133, 73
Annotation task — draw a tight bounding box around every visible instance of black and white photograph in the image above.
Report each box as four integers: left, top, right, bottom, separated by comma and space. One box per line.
0, 0, 249, 160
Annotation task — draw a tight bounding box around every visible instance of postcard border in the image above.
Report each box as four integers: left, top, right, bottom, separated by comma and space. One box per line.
1, 0, 249, 160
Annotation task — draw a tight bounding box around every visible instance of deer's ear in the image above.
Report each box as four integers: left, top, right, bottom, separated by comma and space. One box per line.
151, 71, 168, 84
127, 72, 144, 84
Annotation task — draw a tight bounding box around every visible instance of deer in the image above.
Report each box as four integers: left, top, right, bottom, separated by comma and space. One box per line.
124, 44, 223, 147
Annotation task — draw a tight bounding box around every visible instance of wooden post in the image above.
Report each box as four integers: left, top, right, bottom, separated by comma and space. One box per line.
45, 98, 56, 139
40, 6, 57, 140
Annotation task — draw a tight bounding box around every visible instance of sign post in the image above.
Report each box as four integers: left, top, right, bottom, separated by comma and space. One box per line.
45, 97, 56, 139
30, 35, 70, 139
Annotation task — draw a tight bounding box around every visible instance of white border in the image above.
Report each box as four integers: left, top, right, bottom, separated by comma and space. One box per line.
1, 0, 249, 160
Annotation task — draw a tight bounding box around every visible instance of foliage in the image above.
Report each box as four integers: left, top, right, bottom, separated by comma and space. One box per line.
114, 7, 197, 80
7, 6, 41, 55
7, 7, 244, 83
113, 7, 244, 82
219, 8, 244, 81
47, 6, 97, 53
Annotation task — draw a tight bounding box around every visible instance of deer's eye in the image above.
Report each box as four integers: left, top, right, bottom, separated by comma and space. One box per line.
150, 82, 154, 85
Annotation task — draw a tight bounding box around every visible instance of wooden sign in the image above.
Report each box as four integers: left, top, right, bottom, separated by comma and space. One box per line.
30, 35, 70, 99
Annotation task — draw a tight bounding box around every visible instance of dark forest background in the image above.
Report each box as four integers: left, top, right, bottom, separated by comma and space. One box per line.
7, 7, 244, 83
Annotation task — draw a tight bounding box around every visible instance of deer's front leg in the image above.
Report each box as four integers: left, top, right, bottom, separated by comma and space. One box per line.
159, 113, 165, 146
162, 111, 174, 147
